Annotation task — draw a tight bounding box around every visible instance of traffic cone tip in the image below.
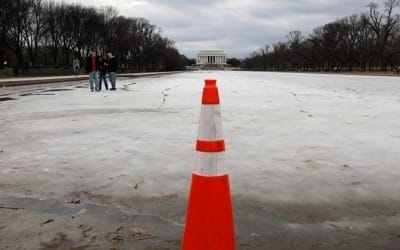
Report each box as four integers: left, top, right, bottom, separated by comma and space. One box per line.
202, 79, 220, 105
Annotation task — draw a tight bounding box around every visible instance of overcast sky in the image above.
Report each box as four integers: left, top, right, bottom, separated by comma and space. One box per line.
63, 0, 375, 58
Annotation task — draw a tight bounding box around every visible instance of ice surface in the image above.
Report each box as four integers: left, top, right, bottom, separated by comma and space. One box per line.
1, 71, 399, 204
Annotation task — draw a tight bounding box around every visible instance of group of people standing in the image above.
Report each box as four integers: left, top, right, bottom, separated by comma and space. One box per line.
86, 51, 118, 92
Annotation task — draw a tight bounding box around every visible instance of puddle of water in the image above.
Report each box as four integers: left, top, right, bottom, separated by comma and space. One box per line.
20, 93, 55, 96
42, 89, 74, 92
0, 97, 16, 102
120, 82, 137, 91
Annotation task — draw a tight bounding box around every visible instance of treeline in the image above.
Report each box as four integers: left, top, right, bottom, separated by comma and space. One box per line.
0, 0, 189, 75
243, 0, 400, 72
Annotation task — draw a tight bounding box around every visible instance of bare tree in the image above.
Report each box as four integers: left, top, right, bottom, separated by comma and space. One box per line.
67, 4, 86, 61
244, 0, 400, 73
0, 0, 14, 69
6, 0, 32, 74
367, 0, 400, 70
1, 0, 188, 74
43, 1, 62, 67
23, 0, 45, 67
286, 30, 305, 70
99, 5, 119, 54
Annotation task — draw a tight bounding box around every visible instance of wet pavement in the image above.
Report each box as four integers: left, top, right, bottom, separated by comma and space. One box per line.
1, 72, 400, 249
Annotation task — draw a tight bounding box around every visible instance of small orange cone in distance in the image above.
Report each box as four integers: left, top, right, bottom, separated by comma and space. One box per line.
182, 79, 236, 250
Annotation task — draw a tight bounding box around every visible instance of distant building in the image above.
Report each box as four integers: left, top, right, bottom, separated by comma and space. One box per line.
196, 50, 227, 65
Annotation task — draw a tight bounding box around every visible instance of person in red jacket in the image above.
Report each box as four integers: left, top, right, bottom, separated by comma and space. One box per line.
86, 51, 100, 92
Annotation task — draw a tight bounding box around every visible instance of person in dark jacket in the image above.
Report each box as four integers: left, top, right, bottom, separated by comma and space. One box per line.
98, 56, 108, 90
86, 51, 100, 92
107, 52, 118, 90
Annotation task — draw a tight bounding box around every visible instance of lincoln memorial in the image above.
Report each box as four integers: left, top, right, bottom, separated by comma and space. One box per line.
196, 50, 227, 65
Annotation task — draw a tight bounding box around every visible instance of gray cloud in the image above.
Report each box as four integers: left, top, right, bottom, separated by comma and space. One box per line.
64, 0, 375, 58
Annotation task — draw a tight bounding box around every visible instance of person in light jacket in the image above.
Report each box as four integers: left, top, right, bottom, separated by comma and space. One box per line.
72, 58, 80, 75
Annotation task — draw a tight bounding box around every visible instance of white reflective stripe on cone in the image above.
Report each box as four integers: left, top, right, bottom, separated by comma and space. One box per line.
195, 151, 226, 176
198, 105, 223, 140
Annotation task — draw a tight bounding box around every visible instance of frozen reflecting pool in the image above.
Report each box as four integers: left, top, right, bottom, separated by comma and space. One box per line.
1, 71, 400, 249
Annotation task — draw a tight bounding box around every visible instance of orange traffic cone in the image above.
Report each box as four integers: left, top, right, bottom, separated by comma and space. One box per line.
182, 79, 236, 250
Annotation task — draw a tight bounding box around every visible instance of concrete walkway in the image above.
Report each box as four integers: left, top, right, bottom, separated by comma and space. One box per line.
0, 71, 182, 87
